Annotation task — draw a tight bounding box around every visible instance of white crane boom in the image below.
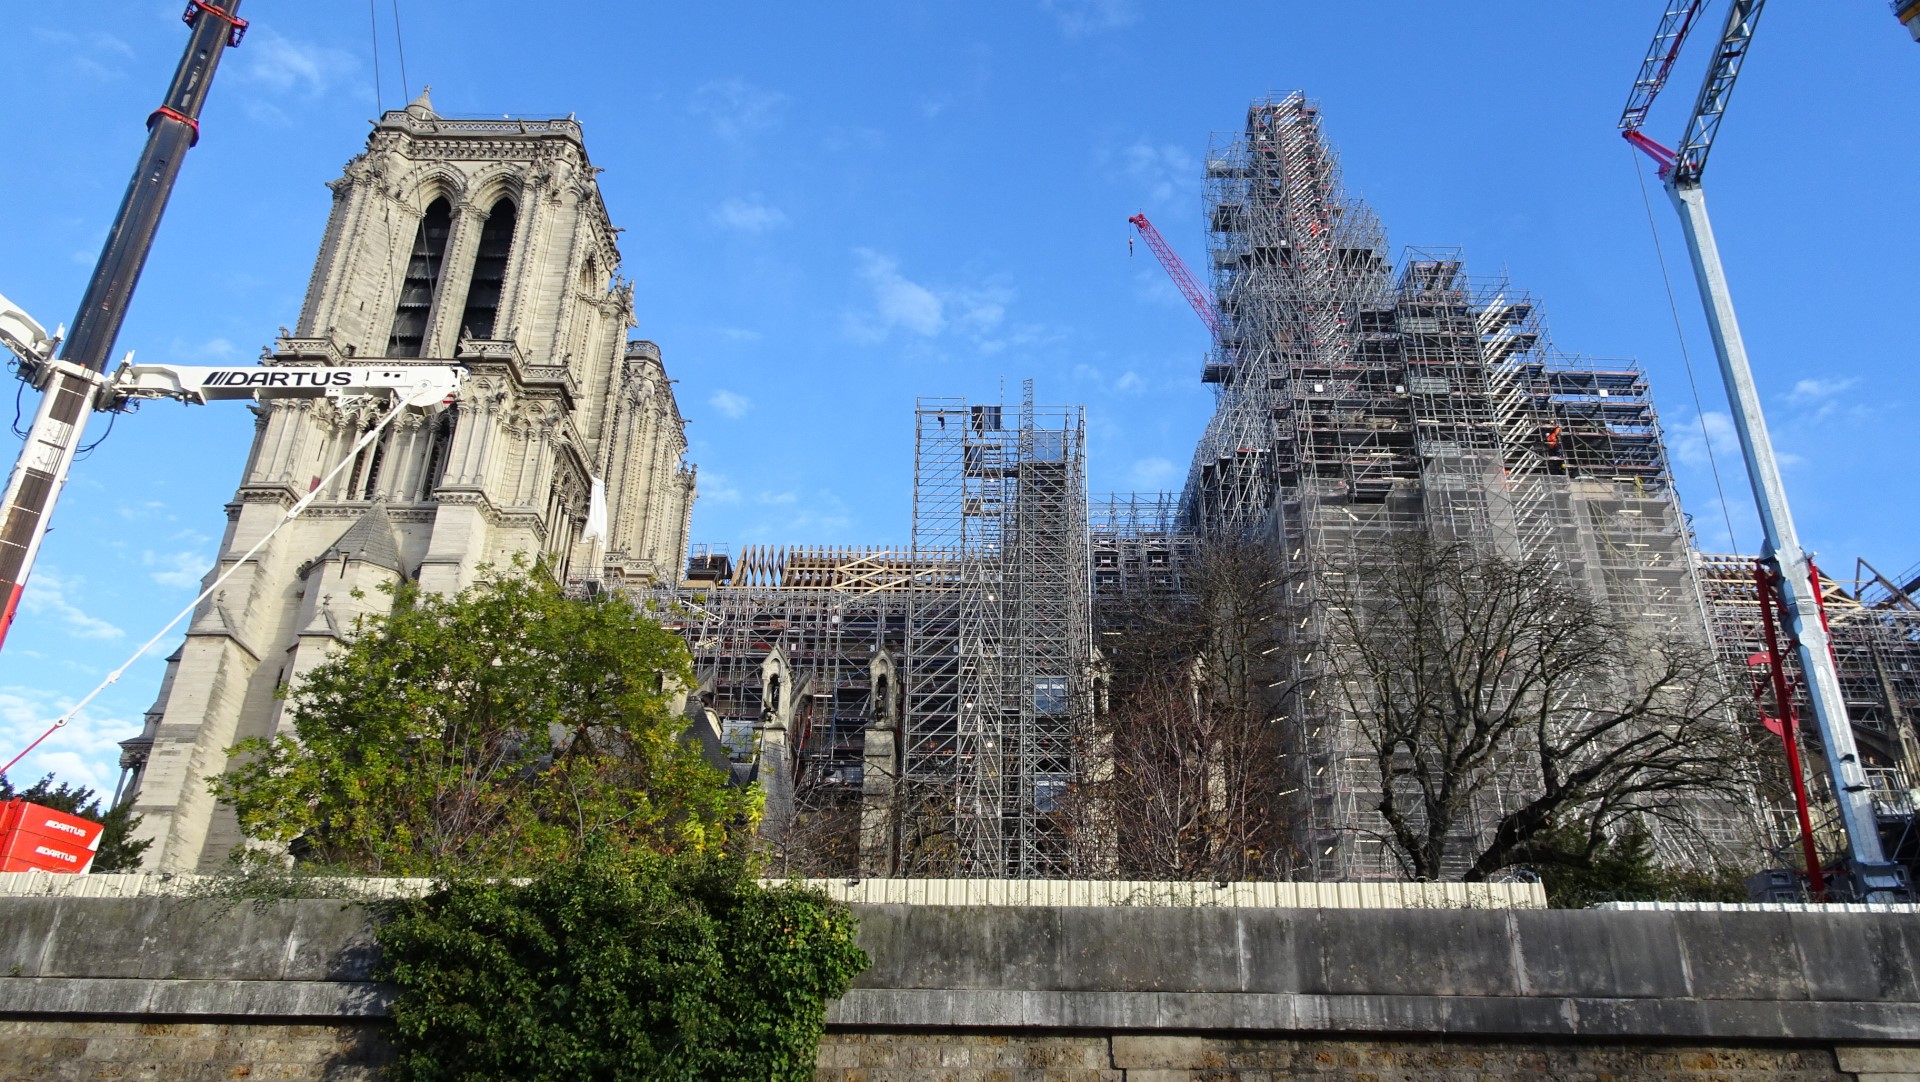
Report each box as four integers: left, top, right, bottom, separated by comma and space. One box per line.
106, 361, 464, 409
1619, 1, 1908, 902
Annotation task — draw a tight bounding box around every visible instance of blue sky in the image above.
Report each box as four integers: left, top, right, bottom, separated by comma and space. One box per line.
2, 2, 1915, 796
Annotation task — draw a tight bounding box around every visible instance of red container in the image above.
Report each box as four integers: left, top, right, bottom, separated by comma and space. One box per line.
0, 800, 105, 873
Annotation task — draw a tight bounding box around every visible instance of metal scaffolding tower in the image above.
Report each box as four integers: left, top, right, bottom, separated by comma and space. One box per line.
907, 385, 1091, 877
1183, 94, 1730, 879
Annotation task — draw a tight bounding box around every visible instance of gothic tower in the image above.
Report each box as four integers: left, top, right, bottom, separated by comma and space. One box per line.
118, 92, 698, 871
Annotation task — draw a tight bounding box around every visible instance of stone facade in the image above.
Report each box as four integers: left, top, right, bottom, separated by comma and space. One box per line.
114, 91, 697, 872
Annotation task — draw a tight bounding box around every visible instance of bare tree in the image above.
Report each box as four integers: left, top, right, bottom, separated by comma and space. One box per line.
762, 781, 863, 878
1087, 534, 1303, 879
1320, 533, 1747, 881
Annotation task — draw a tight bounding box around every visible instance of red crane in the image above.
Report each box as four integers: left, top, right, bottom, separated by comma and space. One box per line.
1128, 213, 1220, 340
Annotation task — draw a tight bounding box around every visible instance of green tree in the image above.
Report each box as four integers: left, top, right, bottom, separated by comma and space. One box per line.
376, 843, 868, 1082
1521, 819, 1751, 908
213, 562, 757, 875
0, 773, 151, 872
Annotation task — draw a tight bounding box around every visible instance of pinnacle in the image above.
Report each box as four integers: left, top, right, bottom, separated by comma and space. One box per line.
405, 85, 436, 120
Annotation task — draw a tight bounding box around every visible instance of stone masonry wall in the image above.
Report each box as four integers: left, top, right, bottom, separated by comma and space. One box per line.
6, 896, 1920, 1081
814, 1033, 1915, 1082
5, 1024, 1918, 1082
0, 1020, 391, 1082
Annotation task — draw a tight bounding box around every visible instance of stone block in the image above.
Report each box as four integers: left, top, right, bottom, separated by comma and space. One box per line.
1314, 910, 1521, 997
1112, 1035, 1212, 1069
1674, 911, 1807, 1001
1793, 916, 1920, 1003
1838, 1046, 1920, 1073
1514, 910, 1690, 998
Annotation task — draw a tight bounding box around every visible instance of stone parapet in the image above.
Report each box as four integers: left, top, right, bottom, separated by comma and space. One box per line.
0, 871, 1544, 908
3, 895, 1920, 1078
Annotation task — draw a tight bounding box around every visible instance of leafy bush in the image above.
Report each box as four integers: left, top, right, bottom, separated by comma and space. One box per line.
375, 844, 868, 1081
213, 562, 758, 875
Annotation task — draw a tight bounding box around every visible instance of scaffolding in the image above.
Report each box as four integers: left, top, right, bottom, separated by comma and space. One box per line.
1090, 492, 1195, 603
906, 385, 1091, 877
1183, 93, 1730, 879
650, 544, 945, 873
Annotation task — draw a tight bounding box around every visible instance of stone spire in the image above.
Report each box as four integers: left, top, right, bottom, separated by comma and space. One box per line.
404, 86, 436, 121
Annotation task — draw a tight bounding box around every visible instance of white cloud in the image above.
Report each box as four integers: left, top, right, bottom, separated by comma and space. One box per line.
32, 28, 137, 81
841, 250, 1032, 352
170, 337, 237, 362
235, 30, 356, 98
141, 550, 208, 591
0, 684, 138, 796
713, 195, 789, 233
692, 79, 789, 143
740, 490, 854, 541
94, 33, 135, 58
845, 249, 946, 341
700, 472, 743, 505
1116, 139, 1199, 206
708, 389, 753, 420
1789, 377, 1856, 403
1668, 410, 1742, 471
715, 327, 764, 342
949, 283, 1012, 335
1130, 457, 1178, 488
1068, 365, 1147, 394
19, 569, 122, 641
1042, 0, 1140, 36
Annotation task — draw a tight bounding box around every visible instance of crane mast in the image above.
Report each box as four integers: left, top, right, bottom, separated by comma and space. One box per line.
1621, 0, 1907, 900
0, 1, 248, 654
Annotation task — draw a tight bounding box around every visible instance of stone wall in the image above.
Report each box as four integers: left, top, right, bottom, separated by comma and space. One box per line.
5, 1024, 1917, 1081
4, 896, 1920, 1081
0, 1020, 390, 1082
815, 1033, 1907, 1081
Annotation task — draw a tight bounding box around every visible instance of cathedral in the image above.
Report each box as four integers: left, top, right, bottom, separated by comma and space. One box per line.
116, 92, 697, 872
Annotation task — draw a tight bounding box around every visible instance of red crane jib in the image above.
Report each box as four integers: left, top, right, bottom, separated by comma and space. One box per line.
1128, 213, 1221, 340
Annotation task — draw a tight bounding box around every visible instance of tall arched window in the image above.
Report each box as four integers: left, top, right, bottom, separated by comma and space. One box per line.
386, 197, 452, 357
458, 197, 517, 340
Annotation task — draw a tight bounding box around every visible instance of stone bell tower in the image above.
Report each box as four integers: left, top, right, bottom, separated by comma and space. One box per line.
118, 91, 698, 871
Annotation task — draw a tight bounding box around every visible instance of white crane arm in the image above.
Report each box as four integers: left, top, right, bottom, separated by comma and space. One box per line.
107, 362, 465, 409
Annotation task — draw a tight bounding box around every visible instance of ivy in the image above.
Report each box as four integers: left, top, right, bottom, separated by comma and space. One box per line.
375, 843, 868, 1081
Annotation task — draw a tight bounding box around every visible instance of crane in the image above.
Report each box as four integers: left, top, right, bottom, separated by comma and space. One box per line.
1619, 1, 1908, 901
1128, 213, 1233, 383
0, 305, 463, 782
0, 1, 248, 655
